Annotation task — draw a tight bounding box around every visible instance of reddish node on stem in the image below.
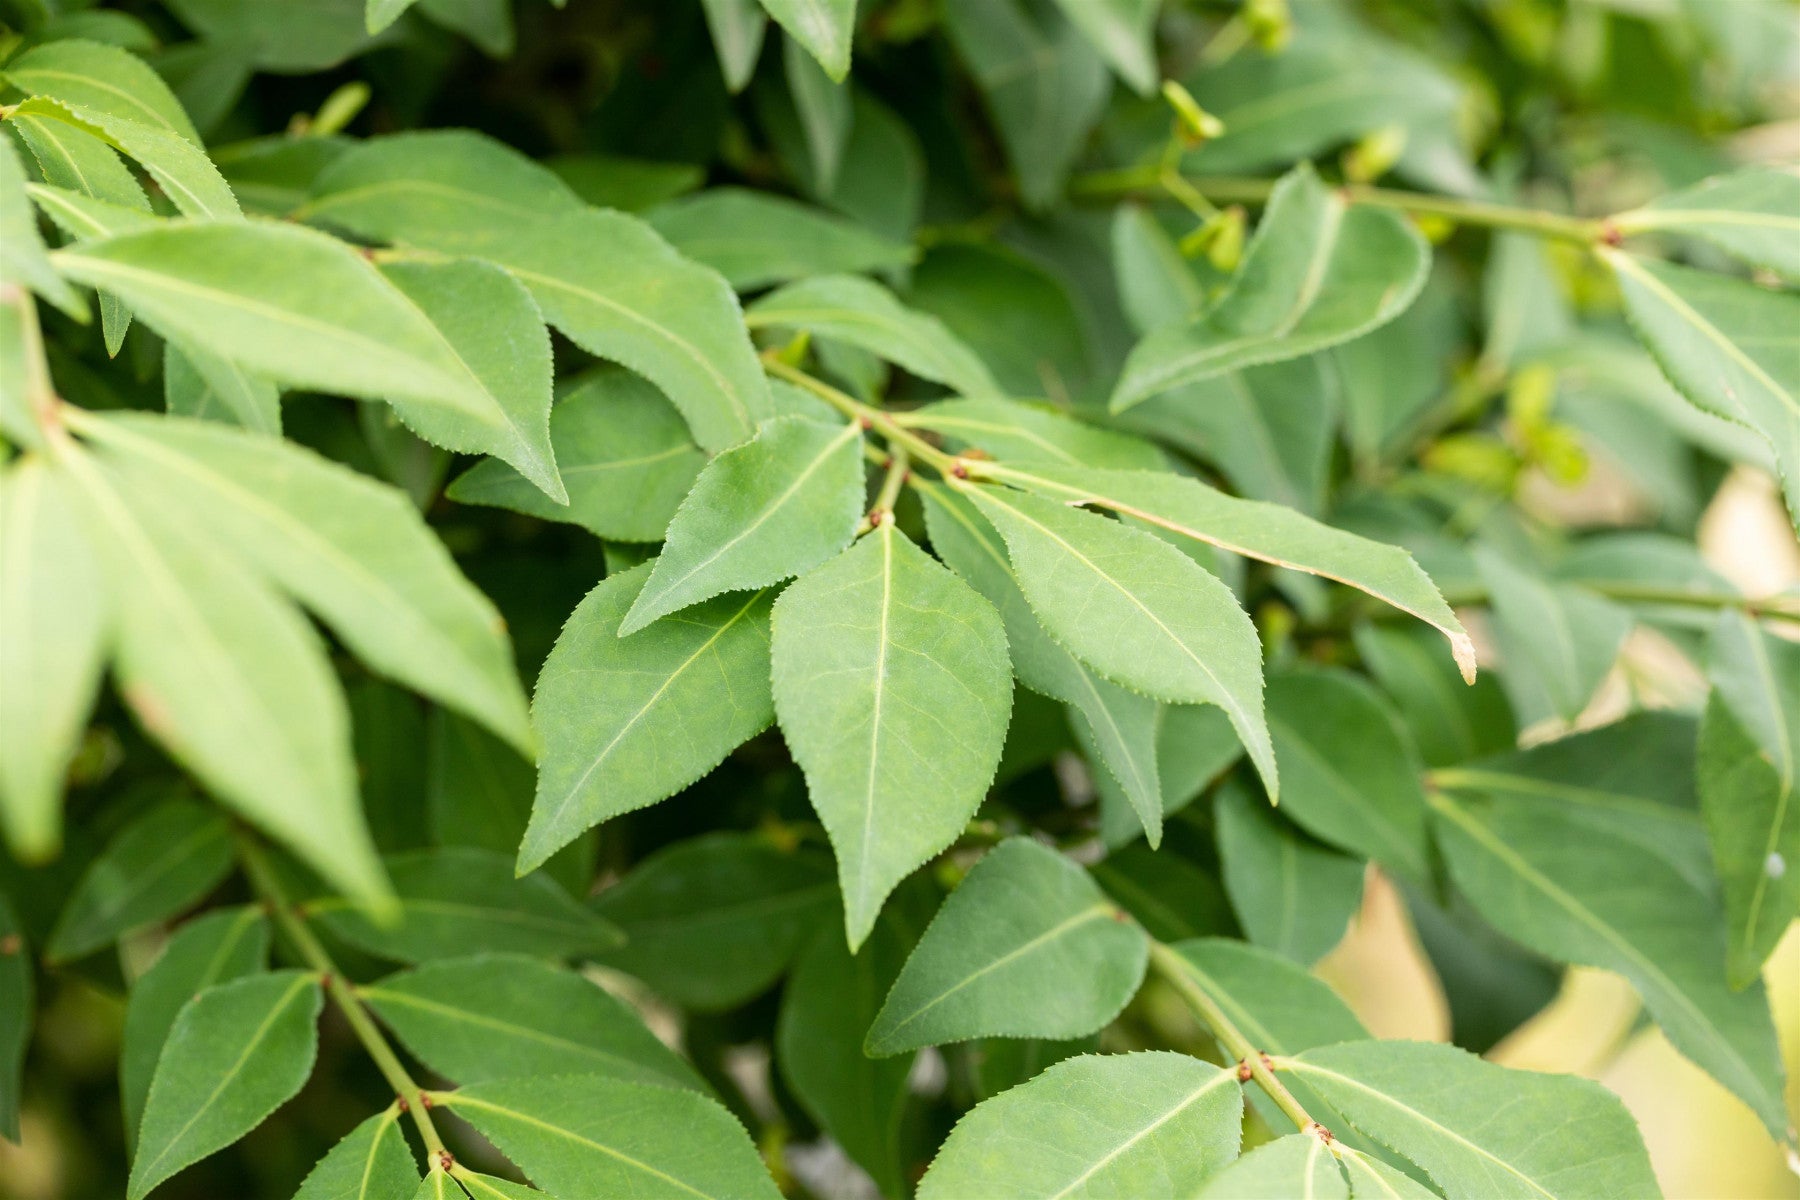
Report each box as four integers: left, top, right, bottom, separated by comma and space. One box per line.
1306, 1121, 1336, 1146
396, 1096, 409, 1112
319, 973, 333, 990
866, 508, 889, 528
1599, 219, 1623, 247
1259, 1052, 1276, 1074
858, 416, 874, 431
950, 462, 969, 480
418, 1092, 434, 1109
1235, 1060, 1254, 1083
438, 1150, 455, 1171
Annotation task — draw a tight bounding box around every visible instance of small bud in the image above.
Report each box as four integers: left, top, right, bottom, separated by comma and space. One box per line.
1179, 206, 1246, 274
1244, 0, 1292, 53
1342, 124, 1407, 184
310, 82, 372, 138
1161, 81, 1225, 147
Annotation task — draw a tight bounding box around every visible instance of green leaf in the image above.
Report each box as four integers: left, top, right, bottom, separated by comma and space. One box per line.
647, 188, 912, 291
776, 889, 928, 1197
1164, 938, 1368, 1055
1279, 1040, 1660, 1198
0, 894, 31, 1142
1702, 610, 1800, 986
1615, 167, 1800, 284
621, 416, 864, 634
757, 0, 856, 80
448, 368, 704, 542
0, 134, 85, 319
60, 447, 389, 910
119, 907, 268, 1150
1112, 164, 1429, 412
1432, 790, 1791, 1141
51, 221, 521, 440
361, 954, 705, 1091
26, 179, 157, 243
1216, 781, 1363, 964
0, 458, 109, 859
14, 97, 237, 219
867, 839, 1149, 1055
962, 483, 1276, 797
906, 398, 1164, 471
748, 274, 1003, 397
524, 566, 776, 873
303, 132, 769, 451
443, 1075, 782, 1199
130, 970, 323, 1200
1473, 548, 1631, 726
446, 1171, 543, 1200
163, 342, 281, 433
376, 257, 564, 502
1264, 669, 1431, 882
701, 0, 768, 92
293, 1107, 419, 1200
1, 38, 202, 144
1432, 712, 1710, 889
1194, 1133, 1348, 1200
921, 484, 1167, 843
1114, 358, 1339, 516
943, 0, 1110, 211
312, 848, 621, 963
81, 412, 534, 754
8, 112, 150, 351
917, 1052, 1242, 1199
1604, 248, 1800, 532
1353, 623, 1515, 769
1090, 846, 1234, 943
772, 522, 1013, 948
1050, 0, 1158, 94
995, 464, 1474, 679
589, 839, 833, 1016
783, 34, 851, 193
46, 797, 233, 962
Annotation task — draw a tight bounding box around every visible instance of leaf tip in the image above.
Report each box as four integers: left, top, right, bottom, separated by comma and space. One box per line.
1450, 632, 1478, 684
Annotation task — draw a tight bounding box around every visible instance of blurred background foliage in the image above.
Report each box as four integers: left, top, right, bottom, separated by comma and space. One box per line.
1, 0, 1798, 1195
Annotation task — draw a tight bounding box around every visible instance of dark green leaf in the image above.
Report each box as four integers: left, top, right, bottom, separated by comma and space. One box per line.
292, 1107, 419, 1200
1216, 782, 1363, 965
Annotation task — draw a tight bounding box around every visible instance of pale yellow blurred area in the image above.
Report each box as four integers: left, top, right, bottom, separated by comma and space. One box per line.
1317, 469, 1800, 1199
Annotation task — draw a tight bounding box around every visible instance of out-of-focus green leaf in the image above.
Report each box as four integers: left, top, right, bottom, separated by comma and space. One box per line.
649, 188, 912, 290
758, 0, 856, 80
1615, 168, 1800, 283
1216, 782, 1362, 965
0, 894, 30, 1142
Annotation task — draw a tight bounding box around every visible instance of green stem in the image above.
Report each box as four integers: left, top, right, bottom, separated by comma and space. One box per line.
1, 284, 70, 451
1071, 167, 1606, 244
236, 837, 448, 1161
761, 354, 961, 474
1147, 942, 1324, 1136
863, 444, 910, 532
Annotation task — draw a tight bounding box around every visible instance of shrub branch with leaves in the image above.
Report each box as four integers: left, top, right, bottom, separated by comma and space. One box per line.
1, 0, 1797, 1197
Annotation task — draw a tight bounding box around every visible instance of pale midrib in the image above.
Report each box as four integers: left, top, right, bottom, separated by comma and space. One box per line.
509, 265, 752, 429
978, 490, 1260, 751
633, 422, 857, 623
911, 416, 1081, 464
446, 1097, 713, 1198
138, 975, 314, 1184
1610, 251, 1799, 422
561, 445, 693, 476
856, 526, 897, 917
296, 179, 562, 224
51, 256, 487, 417
880, 904, 1113, 1040
1625, 208, 1800, 234
1281, 1060, 1553, 1198
1433, 796, 1765, 1098
358, 1111, 402, 1199
1046, 1070, 1237, 1199
546, 592, 765, 826
1432, 768, 1699, 823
